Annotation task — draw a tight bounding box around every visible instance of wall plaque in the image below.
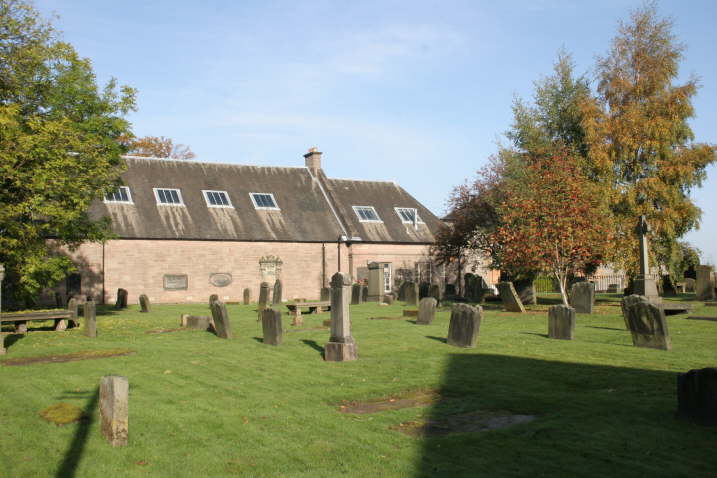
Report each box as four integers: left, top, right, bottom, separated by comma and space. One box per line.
164, 274, 188, 290
209, 273, 232, 287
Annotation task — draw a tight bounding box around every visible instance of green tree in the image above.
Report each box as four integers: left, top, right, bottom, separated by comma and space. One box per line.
0, 0, 136, 307
580, 3, 716, 276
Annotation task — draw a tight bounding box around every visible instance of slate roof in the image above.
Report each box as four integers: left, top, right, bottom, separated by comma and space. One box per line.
90, 157, 439, 244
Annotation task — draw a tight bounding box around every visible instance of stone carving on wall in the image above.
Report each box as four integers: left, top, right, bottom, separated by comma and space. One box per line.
209, 273, 233, 288
259, 256, 283, 284
163, 274, 188, 290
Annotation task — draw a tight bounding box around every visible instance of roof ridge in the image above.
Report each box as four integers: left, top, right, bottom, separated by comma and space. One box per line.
328, 177, 398, 185
121, 156, 308, 170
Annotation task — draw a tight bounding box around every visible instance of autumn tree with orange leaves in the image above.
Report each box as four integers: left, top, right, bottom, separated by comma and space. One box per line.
494, 150, 611, 305
125, 135, 196, 160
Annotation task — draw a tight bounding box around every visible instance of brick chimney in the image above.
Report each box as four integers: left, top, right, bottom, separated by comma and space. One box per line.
304, 147, 322, 175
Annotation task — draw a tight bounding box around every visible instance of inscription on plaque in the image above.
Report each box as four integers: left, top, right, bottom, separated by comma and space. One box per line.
163, 274, 188, 290
209, 273, 232, 287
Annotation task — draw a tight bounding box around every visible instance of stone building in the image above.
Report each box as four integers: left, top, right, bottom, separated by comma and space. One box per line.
47, 149, 443, 305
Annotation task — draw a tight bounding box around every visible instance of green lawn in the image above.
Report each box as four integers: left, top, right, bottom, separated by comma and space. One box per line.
1, 295, 716, 477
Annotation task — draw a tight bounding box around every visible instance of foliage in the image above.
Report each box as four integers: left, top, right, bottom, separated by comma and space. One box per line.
493, 149, 611, 304
0, 0, 136, 306
580, 3, 716, 275
125, 135, 196, 159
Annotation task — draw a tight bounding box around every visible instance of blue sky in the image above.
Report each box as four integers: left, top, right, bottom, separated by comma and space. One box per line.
36, 0, 717, 263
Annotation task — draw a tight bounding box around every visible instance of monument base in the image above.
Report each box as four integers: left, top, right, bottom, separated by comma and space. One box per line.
324, 341, 358, 362
633, 277, 661, 303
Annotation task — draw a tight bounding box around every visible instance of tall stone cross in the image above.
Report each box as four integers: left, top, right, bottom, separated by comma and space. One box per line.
636, 215, 651, 277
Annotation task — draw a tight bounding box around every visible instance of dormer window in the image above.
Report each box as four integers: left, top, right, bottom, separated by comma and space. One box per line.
250, 193, 279, 210
154, 188, 184, 206
353, 206, 382, 222
395, 207, 423, 224
104, 186, 133, 204
202, 190, 232, 208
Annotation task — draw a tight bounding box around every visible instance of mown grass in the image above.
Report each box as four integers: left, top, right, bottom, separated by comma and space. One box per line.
1, 294, 716, 477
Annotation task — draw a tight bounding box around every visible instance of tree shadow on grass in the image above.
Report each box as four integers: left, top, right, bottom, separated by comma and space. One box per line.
2, 333, 25, 350
55, 388, 99, 478
425, 336, 447, 344
301, 339, 324, 357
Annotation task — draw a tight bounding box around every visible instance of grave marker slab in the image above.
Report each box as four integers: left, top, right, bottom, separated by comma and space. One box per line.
696, 265, 716, 301
181, 314, 212, 330
209, 294, 219, 307
139, 294, 150, 313
497, 282, 525, 313
258, 282, 270, 321
383, 294, 394, 305
262, 308, 283, 346
417, 297, 437, 325
428, 284, 442, 304
115, 288, 128, 309
514, 279, 537, 305
447, 304, 482, 348
351, 283, 363, 305
621, 294, 648, 330
272, 279, 283, 305
325, 272, 358, 361
404, 281, 418, 306
243, 288, 251, 305
210, 300, 232, 339
625, 299, 671, 350
548, 305, 575, 340
677, 367, 717, 426
320, 287, 330, 302
100, 375, 128, 447
361, 285, 368, 303
83, 300, 97, 338
569, 282, 595, 314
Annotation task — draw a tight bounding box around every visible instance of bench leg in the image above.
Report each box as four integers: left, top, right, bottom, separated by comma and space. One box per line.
291, 309, 303, 326
15, 321, 28, 334
1, 334, 5, 355
54, 319, 68, 331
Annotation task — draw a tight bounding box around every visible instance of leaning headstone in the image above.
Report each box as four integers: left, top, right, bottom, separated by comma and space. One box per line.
428, 284, 441, 304
210, 300, 232, 339
209, 294, 219, 307
447, 304, 482, 348
404, 281, 418, 305
351, 283, 363, 305
569, 282, 595, 314
139, 294, 150, 313
320, 287, 330, 302
696, 265, 716, 301
514, 279, 537, 306
383, 294, 394, 305
272, 279, 283, 305
115, 288, 128, 309
243, 288, 251, 305
325, 272, 358, 361
416, 297, 437, 325
497, 282, 526, 313
99, 375, 128, 447
257, 282, 270, 321
83, 300, 97, 338
624, 299, 671, 350
548, 305, 575, 340
261, 308, 283, 346
677, 367, 717, 426
621, 294, 648, 330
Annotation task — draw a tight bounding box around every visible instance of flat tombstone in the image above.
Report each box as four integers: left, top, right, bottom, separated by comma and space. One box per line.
83, 300, 97, 338
262, 308, 283, 346
99, 375, 128, 447
243, 288, 251, 305
696, 265, 716, 301
677, 367, 717, 426
404, 281, 418, 305
447, 304, 482, 348
325, 272, 358, 361
320, 287, 330, 302
548, 305, 575, 340
139, 294, 150, 313
417, 297, 437, 325
428, 284, 441, 304
115, 288, 128, 310
258, 282, 270, 320
210, 300, 232, 339
497, 282, 525, 313
351, 283, 363, 305
185, 315, 212, 330
272, 279, 283, 305
621, 294, 648, 331
625, 300, 671, 351
569, 282, 595, 314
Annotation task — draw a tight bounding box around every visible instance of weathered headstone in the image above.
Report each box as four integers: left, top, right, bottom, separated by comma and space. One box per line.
257, 282, 270, 321
548, 305, 575, 340
325, 272, 358, 361
428, 284, 441, 304
181, 314, 212, 330
209, 294, 219, 307
404, 281, 418, 305
621, 294, 647, 331
367, 262, 386, 302
661, 275, 677, 297
624, 299, 671, 350
67, 297, 80, 329
677, 367, 717, 426
419, 282, 430, 300
447, 304, 482, 348
514, 279, 537, 306
464, 273, 477, 301
99, 375, 128, 447
445, 283, 456, 297
633, 215, 660, 301
398, 282, 409, 301
497, 282, 526, 313
383, 294, 394, 305
417, 297, 437, 325
569, 282, 595, 314
115, 288, 128, 309
696, 265, 716, 301
320, 287, 330, 302
139, 294, 150, 313
361, 285, 368, 303
272, 279, 283, 305
83, 300, 97, 338
684, 278, 696, 292
210, 300, 232, 339
351, 283, 363, 305
261, 308, 283, 346
243, 288, 251, 305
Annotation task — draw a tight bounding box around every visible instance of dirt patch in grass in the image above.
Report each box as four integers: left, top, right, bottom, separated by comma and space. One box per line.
339, 389, 440, 414
145, 327, 190, 334
391, 411, 536, 437
39, 403, 86, 425
2, 349, 133, 366
368, 316, 405, 321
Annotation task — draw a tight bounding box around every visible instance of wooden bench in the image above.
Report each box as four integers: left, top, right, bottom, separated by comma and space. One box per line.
1, 299, 82, 334
285, 301, 331, 326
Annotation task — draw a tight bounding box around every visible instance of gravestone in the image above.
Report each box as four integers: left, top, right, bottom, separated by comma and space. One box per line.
447, 304, 482, 348
404, 281, 418, 305
445, 283, 456, 297
67, 297, 80, 328
633, 216, 660, 302
351, 283, 363, 305
100, 375, 128, 447
320, 287, 330, 302
367, 262, 388, 302
696, 265, 716, 301
361, 285, 368, 303
115, 288, 128, 309
383, 294, 394, 305
620, 294, 647, 331
272, 279, 283, 305
243, 288, 251, 305
181, 314, 212, 330
416, 297, 437, 325
684, 278, 696, 292
83, 300, 97, 338
607, 284, 619, 293
257, 282, 270, 321
139, 294, 150, 313
210, 300, 232, 339
548, 305, 575, 340
325, 272, 358, 361
497, 282, 526, 313
661, 275, 677, 297
464, 273, 477, 301
209, 294, 219, 307
624, 299, 671, 350
419, 282, 430, 300
514, 279, 537, 306
569, 282, 595, 314
428, 284, 441, 304
677, 367, 717, 426
261, 308, 283, 346
398, 282, 409, 301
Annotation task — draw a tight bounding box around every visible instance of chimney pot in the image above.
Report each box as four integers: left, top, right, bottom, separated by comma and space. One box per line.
304, 147, 322, 174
